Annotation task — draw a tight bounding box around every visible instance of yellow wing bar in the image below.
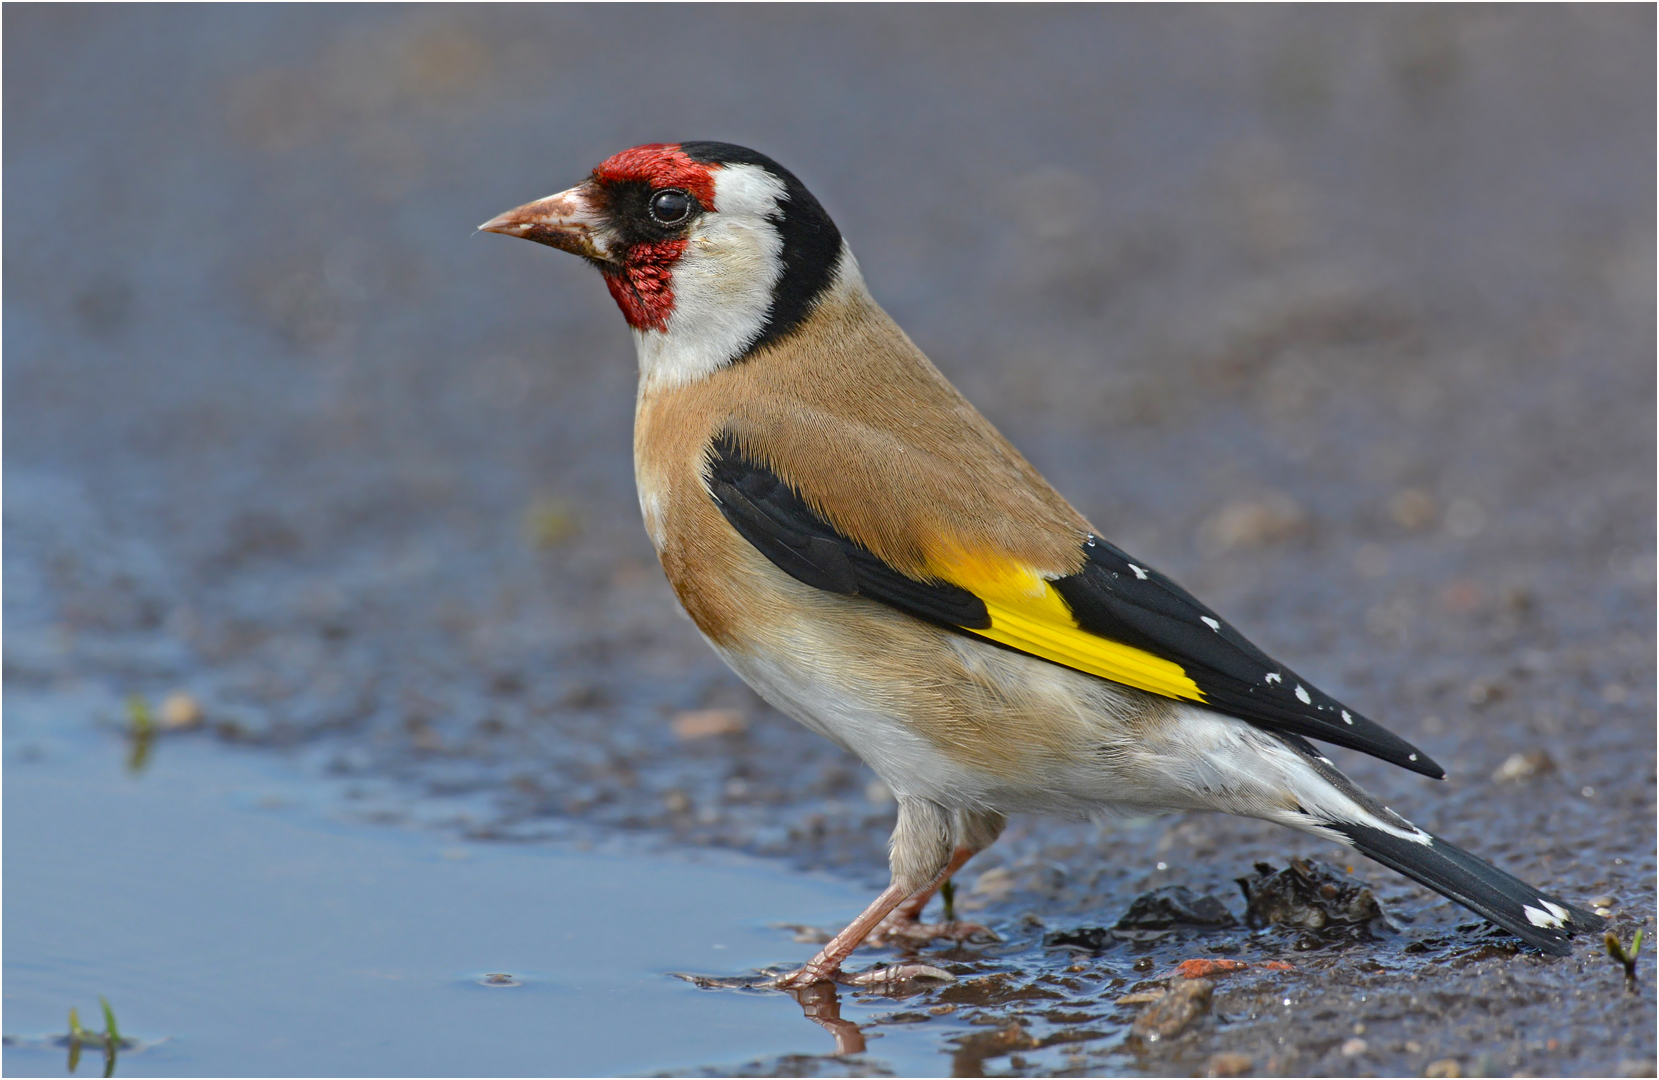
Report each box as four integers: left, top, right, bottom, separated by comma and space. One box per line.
925, 545, 1206, 704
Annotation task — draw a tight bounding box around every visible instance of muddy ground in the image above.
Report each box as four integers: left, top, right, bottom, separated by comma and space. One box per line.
6, 6, 1655, 1076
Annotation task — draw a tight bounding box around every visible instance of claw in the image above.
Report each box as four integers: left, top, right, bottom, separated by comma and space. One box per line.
845, 962, 956, 986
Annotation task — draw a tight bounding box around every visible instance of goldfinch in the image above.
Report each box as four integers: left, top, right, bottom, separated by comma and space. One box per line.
481, 142, 1602, 987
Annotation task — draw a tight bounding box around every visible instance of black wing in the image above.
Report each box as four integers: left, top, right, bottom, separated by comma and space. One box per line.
704, 433, 1443, 779
1051, 537, 1441, 777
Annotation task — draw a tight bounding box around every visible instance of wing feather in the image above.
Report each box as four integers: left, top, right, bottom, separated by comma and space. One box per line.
705, 433, 1443, 779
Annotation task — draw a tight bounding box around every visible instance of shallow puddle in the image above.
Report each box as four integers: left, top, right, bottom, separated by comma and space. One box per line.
5, 686, 956, 1077
12, 684, 1648, 1078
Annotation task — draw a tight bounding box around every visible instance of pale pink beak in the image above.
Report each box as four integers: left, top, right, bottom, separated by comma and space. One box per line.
478, 181, 611, 262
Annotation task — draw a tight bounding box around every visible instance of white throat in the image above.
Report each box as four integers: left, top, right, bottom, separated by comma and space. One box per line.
633, 163, 792, 392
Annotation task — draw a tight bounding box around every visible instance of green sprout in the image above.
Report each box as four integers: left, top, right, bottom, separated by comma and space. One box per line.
1606, 928, 1644, 983
67, 1008, 82, 1073
62, 998, 123, 1076
124, 695, 155, 773
97, 997, 120, 1078
99, 998, 120, 1046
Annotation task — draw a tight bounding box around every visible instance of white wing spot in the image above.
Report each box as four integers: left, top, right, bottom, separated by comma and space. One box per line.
1201, 616, 1220, 630
1128, 563, 1149, 580
1543, 901, 1570, 923
1525, 904, 1564, 929
1266, 673, 1282, 685
1408, 753, 1418, 761
1341, 710, 1354, 725
1295, 684, 1312, 704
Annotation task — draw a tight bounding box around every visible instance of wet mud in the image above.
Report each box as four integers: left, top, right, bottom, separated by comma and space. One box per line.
6, 6, 1655, 1076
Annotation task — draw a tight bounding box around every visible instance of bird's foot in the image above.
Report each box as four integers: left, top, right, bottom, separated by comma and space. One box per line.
770, 959, 958, 989
844, 962, 957, 987
771, 963, 843, 990
866, 914, 998, 947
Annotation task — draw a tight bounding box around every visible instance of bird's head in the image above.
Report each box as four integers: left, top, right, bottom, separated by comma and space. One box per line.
482, 142, 850, 385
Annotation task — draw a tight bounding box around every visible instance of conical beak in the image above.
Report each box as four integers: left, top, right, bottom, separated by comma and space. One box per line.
478, 181, 610, 261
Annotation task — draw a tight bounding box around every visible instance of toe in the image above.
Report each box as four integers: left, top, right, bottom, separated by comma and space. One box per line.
772, 966, 839, 990
847, 962, 956, 986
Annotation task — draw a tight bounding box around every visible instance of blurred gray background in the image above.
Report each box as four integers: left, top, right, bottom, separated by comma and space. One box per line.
6, 7, 1654, 1076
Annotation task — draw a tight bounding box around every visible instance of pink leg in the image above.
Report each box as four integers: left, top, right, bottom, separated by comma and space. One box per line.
775, 802, 1002, 987
867, 845, 996, 946
774, 882, 914, 989
893, 845, 976, 922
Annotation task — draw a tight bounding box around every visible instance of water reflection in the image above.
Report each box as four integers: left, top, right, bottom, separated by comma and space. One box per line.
788, 983, 865, 1056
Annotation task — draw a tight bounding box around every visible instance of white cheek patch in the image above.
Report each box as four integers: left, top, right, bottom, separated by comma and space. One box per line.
634, 163, 787, 391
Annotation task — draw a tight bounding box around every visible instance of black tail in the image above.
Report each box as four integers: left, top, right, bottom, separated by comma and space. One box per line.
1330, 821, 1604, 955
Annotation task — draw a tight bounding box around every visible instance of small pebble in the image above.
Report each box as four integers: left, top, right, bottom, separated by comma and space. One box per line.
1341, 1037, 1368, 1057
159, 692, 202, 729
671, 709, 746, 739
1205, 1051, 1253, 1077
1490, 751, 1555, 783
1389, 488, 1436, 530
1173, 958, 1248, 979
1424, 1059, 1462, 1079
1199, 492, 1307, 552
1132, 978, 1212, 1041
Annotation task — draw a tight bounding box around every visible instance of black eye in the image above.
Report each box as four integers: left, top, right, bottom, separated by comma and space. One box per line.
649, 188, 692, 225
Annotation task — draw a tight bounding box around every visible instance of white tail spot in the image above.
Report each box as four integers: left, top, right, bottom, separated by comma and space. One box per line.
1266, 673, 1282, 685
1295, 684, 1312, 704
1201, 616, 1220, 630
1525, 904, 1564, 929
1128, 563, 1148, 579
1342, 710, 1354, 725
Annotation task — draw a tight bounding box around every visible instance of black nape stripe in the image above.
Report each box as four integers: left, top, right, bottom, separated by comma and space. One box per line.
680, 142, 844, 360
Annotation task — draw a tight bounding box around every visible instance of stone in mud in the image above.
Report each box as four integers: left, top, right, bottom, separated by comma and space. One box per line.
1236, 858, 1384, 933
1115, 885, 1240, 941
1205, 1051, 1254, 1077
1045, 885, 1239, 950
1130, 978, 1213, 1041
1045, 925, 1115, 952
